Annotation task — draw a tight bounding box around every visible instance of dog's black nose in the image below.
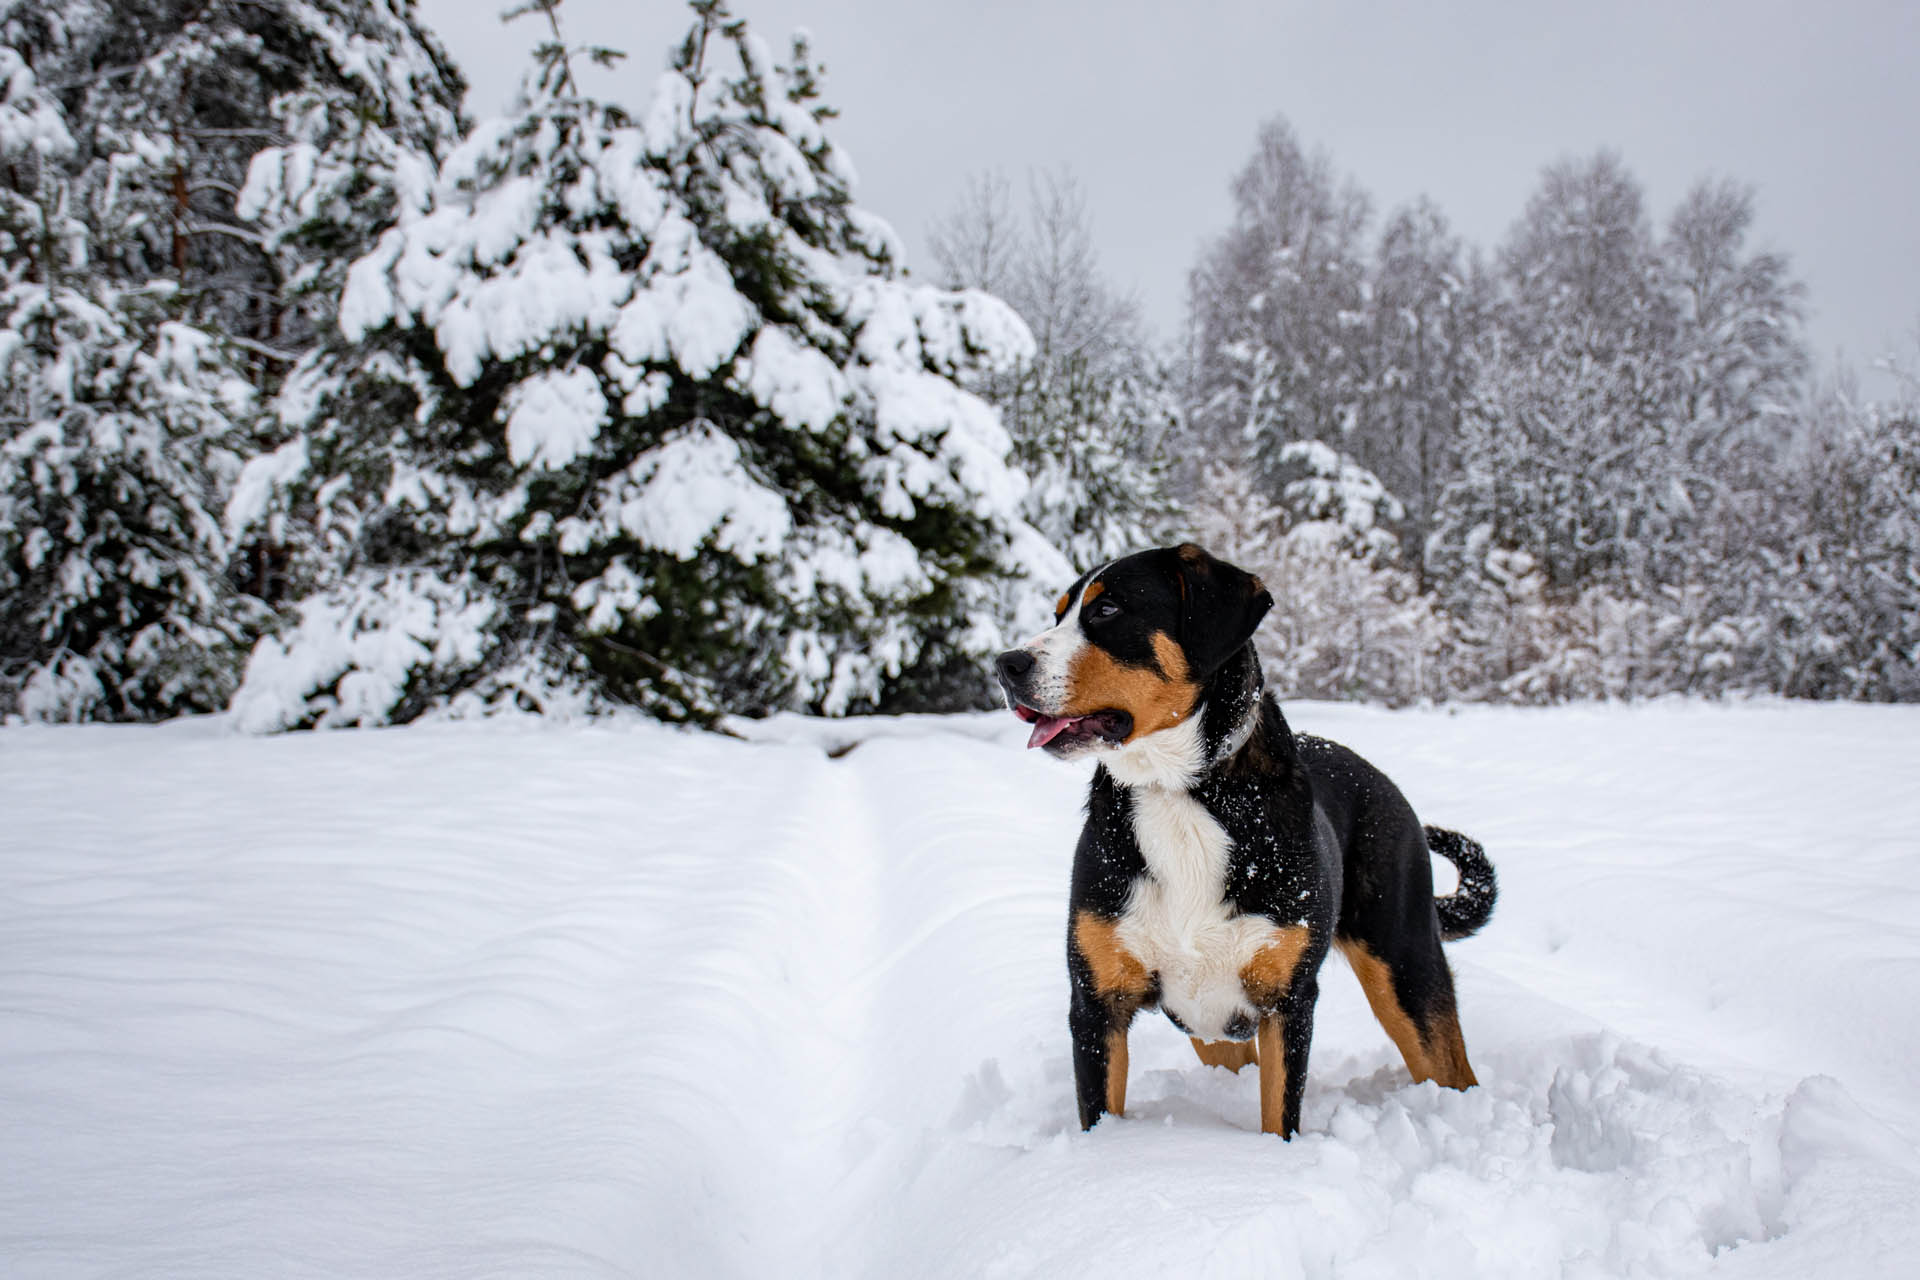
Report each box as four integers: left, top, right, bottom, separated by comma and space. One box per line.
995, 649, 1035, 686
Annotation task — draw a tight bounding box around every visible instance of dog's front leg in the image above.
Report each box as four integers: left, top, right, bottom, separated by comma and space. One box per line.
1068, 909, 1150, 1129
1255, 975, 1317, 1138
1069, 988, 1132, 1129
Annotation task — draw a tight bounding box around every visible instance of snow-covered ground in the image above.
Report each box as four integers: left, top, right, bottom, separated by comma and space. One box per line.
3, 701, 1917, 1277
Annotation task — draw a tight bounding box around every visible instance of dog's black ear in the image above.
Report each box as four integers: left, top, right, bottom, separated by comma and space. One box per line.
1171, 543, 1272, 678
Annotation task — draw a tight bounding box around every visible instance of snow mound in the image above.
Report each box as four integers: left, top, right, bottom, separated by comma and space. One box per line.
893, 1031, 1846, 1278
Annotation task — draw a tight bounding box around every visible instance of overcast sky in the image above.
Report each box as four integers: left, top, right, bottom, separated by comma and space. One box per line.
416, 0, 1918, 388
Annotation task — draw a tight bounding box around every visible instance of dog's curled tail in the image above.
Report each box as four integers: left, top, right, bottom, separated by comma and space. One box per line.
1426, 825, 1497, 941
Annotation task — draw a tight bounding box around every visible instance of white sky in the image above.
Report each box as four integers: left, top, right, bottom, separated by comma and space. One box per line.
416, 0, 1919, 386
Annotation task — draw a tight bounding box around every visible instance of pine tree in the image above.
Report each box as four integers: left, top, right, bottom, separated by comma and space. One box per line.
1354, 199, 1486, 584
1644, 180, 1807, 694
1187, 117, 1371, 487
1010, 359, 1179, 569
0, 2, 466, 719
1754, 366, 1920, 701
1662, 179, 1807, 473
1, 15, 252, 719
229, 0, 1055, 730
929, 167, 1175, 570
0, 42, 257, 719
8, 0, 465, 354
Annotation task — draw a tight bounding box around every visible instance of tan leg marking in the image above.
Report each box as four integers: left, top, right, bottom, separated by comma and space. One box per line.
1063, 631, 1197, 742
1073, 911, 1151, 999
1420, 1010, 1477, 1088
1256, 1014, 1289, 1135
1338, 940, 1477, 1088
1240, 924, 1312, 1006
1076, 909, 1150, 1118
1105, 1026, 1129, 1115
1190, 1037, 1259, 1072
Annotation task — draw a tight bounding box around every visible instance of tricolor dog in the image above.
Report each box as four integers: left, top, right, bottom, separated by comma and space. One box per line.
995, 544, 1496, 1137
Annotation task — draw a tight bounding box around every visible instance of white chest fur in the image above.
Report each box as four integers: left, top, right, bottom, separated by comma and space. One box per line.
1115, 784, 1276, 1041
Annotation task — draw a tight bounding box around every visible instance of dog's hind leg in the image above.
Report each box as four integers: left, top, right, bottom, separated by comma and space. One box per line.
1337, 937, 1477, 1089
1190, 1037, 1258, 1072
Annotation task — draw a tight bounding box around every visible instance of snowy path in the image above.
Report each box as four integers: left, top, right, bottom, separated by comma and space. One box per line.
2, 704, 1918, 1277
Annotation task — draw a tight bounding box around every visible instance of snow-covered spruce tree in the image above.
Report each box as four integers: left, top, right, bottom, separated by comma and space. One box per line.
0, 44, 258, 719
928, 168, 1177, 569
229, 0, 1054, 730
0, 2, 464, 719
230, 1, 466, 348
7, 0, 464, 358
1011, 359, 1180, 570
95, 0, 466, 599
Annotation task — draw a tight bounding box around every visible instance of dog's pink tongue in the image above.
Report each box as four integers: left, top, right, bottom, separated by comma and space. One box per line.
1026, 714, 1076, 750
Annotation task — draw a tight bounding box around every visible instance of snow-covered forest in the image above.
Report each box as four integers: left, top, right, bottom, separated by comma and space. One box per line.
3, 0, 1916, 727
5, 8, 1919, 1276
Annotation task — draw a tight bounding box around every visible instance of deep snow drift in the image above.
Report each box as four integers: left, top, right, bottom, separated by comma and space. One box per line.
2, 701, 1917, 1277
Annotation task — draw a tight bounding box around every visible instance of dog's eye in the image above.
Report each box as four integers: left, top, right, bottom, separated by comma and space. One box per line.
1086, 598, 1121, 621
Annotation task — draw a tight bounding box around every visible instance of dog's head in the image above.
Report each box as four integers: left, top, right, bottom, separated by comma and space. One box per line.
994, 544, 1272, 762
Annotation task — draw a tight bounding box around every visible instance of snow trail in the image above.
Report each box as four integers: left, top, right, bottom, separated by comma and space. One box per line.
2, 703, 1918, 1277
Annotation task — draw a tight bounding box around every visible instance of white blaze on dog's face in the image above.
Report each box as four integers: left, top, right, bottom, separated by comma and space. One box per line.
993, 545, 1271, 774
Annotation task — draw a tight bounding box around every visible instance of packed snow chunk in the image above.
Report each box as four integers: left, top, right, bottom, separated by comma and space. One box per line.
236, 140, 317, 224
431, 232, 629, 387
13, 652, 107, 722
229, 570, 497, 732
466, 174, 545, 267
607, 288, 669, 366
504, 367, 609, 470
570, 557, 661, 634
732, 325, 847, 433
224, 437, 308, 540
638, 70, 695, 157
662, 239, 758, 380
1777, 1076, 1919, 1185
592, 129, 669, 236
0, 48, 75, 160
1545, 1034, 1779, 1251
562, 421, 791, 563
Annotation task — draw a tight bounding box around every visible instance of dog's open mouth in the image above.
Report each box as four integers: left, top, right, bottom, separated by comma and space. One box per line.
1010, 704, 1133, 751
